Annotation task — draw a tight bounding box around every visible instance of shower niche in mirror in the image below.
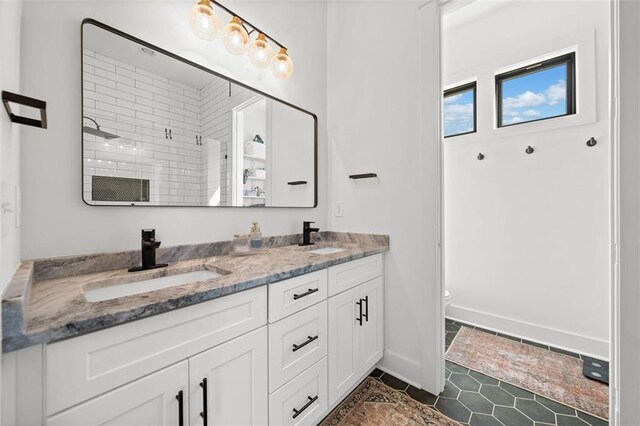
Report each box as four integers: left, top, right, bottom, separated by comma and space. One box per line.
82, 20, 317, 207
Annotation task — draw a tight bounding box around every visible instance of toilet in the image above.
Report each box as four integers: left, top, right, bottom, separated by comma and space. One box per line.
445, 290, 451, 308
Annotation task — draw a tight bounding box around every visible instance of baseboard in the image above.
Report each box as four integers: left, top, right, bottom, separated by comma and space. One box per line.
378, 349, 423, 389
447, 304, 609, 360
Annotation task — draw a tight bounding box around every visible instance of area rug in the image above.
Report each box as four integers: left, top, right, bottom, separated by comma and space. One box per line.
446, 326, 609, 420
320, 377, 460, 426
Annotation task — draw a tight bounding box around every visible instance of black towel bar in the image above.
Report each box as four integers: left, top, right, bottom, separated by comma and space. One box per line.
2, 91, 47, 129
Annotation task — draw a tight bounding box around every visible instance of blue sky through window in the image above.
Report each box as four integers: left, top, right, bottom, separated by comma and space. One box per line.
443, 87, 474, 137
500, 64, 567, 126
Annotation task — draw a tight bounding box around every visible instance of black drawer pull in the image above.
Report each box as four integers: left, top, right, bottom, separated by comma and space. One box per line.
292, 395, 318, 419
293, 288, 319, 300
199, 378, 208, 425
363, 295, 369, 322
175, 390, 184, 426
288, 181, 307, 185
349, 173, 377, 179
356, 299, 363, 326
292, 335, 319, 352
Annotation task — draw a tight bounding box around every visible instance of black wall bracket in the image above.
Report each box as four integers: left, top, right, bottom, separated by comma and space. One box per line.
2, 91, 47, 129
349, 173, 378, 180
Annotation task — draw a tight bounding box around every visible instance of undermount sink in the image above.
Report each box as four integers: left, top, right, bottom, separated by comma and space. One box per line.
84, 269, 223, 302
307, 246, 347, 255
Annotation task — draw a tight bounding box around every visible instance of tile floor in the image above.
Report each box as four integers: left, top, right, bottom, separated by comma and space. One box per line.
362, 319, 608, 426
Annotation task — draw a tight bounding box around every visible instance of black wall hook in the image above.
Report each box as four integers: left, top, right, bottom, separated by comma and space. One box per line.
525, 146, 534, 154
477, 153, 485, 160
586, 137, 597, 147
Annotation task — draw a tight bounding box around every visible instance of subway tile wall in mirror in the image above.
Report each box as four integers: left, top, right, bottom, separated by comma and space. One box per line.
82, 20, 317, 208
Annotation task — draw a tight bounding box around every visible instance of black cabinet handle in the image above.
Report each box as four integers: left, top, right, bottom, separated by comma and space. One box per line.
363, 295, 369, 322
292, 335, 319, 352
175, 390, 184, 426
292, 395, 318, 419
293, 288, 319, 300
349, 173, 377, 179
199, 378, 208, 425
356, 299, 363, 326
288, 181, 307, 185
169, 129, 172, 140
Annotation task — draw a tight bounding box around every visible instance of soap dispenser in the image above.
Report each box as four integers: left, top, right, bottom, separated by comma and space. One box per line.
250, 221, 263, 249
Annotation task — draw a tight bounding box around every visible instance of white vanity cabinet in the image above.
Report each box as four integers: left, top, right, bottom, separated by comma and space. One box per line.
327, 269, 384, 406
189, 327, 268, 426
47, 360, 189, 426
3, 253, 384, 426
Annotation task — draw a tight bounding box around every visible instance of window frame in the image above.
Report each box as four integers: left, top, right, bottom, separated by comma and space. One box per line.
443, 81, 477, 138
496, 52, 576, 128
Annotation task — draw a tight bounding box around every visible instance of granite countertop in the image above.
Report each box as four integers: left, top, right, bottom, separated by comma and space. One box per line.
2, 232, 388, 352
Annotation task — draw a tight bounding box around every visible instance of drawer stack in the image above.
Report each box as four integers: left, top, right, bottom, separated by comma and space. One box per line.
268, 269, 329, 425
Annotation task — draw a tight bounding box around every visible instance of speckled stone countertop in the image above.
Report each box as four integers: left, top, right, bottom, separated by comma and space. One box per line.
2, 232, 388, 352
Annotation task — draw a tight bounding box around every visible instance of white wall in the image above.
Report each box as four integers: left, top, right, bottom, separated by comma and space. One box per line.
20, 0, 327, 259
618, 0, 639, 422
327, 1, 442, 393
443, 1, 610, 358
0, 0, 23, 293
0, 0, 24, 420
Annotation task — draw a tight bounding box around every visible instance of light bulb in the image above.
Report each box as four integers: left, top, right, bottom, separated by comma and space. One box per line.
222, 17, 250, 55
271, 48, 294, 80
188, 0, 220, 41
248, 34, 275, 69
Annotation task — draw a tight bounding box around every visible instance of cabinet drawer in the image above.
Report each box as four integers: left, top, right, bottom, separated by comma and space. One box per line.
269, 301, 328, 392
328, 254, 383, 296
46, 286, 267, 415
269, 357, 328, 426
268, 269, 327, 323
47, 360, 188, 426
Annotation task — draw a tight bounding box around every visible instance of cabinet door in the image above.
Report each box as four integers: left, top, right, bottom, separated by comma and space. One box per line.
47, 361, 188, 426
189, 327, 268, 426
359, 277, 384, 373
328, 287, 360, 406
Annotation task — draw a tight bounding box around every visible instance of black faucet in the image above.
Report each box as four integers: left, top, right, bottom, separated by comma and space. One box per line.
128, 229, 168, 272
300, 221, 320, 246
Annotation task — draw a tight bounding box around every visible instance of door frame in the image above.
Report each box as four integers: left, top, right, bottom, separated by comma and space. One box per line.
231, 95, 265, 206
436, 1, 620, 422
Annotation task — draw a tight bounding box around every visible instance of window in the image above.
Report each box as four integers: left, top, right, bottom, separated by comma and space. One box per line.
496, 52, 575, 127
443, 82, 476, 138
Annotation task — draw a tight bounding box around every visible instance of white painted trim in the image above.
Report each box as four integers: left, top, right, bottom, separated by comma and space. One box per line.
609, 0, 620, 423
447, 305, 609, 360
417, 0, 445, 396
379, 350, 423, 389
376, 365, 421, 390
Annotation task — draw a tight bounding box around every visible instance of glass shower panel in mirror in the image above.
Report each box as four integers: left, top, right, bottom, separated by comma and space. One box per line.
82, 20, 316, 207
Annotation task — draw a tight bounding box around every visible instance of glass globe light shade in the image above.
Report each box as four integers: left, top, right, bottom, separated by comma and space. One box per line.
222, 16, 250, 55
188, 0, 221, 41
248, 34, 275, 69
271, 48, 294, 80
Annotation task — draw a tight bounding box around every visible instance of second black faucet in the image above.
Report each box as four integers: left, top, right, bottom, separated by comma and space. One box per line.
300, 221, 320, 246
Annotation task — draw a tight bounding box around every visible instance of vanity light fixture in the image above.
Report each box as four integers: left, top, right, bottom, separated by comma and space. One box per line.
248, 33, 274, 69
222, 17, 250, 55
271, 48, 294, 80
189, 0, 221, 41
188, 0, 294, 79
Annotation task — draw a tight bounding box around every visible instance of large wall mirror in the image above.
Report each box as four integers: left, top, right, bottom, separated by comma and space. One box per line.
81, 20, 317, 207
